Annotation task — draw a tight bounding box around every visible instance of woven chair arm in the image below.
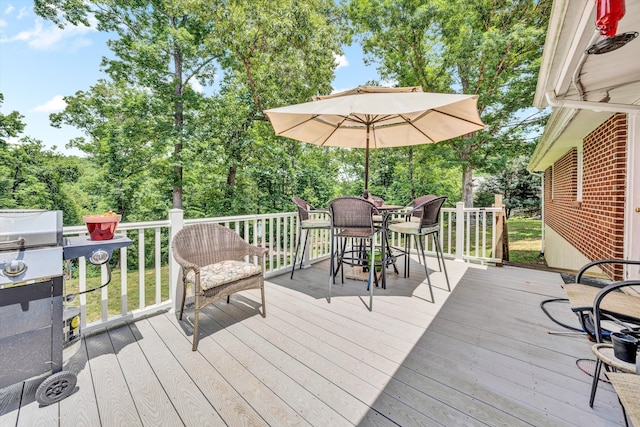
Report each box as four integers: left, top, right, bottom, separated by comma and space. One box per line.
172, 250, 200, 273
246, 245, 269, 258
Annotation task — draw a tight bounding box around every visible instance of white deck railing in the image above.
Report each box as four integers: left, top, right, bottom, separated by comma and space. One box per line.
63, 201, 504, 334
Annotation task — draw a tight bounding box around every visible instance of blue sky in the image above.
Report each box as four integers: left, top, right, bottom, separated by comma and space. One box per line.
0, 2, 381, 156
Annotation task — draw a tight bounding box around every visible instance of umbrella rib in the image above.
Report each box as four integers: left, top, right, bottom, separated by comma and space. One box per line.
318, 115, 351, 147
431, 108, 485, 128
275, 114, 323, 135
395, 113, 435, 143
393, 108, 484, 143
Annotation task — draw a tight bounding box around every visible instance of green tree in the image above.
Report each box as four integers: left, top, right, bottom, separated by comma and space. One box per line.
348, 0, 550, 206
0, 93, 25, 148
192, 0, 346, 214
475, 156, 541, 218
38, 0, 218, 211
38, 0, 346, 217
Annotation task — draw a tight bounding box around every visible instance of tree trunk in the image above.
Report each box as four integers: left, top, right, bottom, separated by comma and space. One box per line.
172, 28, 184, 210
173, 141, 183, 209
462, 163, 474, 207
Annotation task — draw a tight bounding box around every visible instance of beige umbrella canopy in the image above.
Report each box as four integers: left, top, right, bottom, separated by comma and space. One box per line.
264, 85, 486, 190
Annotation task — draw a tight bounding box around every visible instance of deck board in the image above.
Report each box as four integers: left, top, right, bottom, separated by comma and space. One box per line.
59, 340, 101, 427
0, 259, 628, 426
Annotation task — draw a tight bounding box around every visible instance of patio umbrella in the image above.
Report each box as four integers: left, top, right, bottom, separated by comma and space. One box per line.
264, 85, 486, 190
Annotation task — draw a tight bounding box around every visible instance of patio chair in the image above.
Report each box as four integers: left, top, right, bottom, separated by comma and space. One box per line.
290, 197, 330, 279
386, 195, 450, 303
542, 260, 640, 339
606, 373, 640, 427
586, 276, 640, 407
171, 223, 268, 351
328, 196, 382, 310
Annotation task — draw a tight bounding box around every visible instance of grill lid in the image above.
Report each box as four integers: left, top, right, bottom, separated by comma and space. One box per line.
0, 210, 63, 250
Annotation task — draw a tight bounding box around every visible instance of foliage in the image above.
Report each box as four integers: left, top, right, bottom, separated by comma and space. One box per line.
475, 156, 541, 218
0, 97, 82, 224
0, 93, 25, 147
38, 0, 347, 219
347, 0, 551, 206
8, 2, 550, 224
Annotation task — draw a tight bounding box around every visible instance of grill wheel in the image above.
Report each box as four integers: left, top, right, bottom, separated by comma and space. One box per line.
35, 371, 77, 406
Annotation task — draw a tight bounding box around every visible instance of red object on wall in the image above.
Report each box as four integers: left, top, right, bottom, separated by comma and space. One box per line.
595, 0, 626, 37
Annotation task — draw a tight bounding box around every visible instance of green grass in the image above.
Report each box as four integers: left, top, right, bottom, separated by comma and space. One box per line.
64, 218, 542, 323
65, 265, 170, 323
506, 217, 544, 265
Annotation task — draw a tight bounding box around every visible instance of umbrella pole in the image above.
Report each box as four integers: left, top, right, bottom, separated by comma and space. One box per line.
364, 125, 370, 191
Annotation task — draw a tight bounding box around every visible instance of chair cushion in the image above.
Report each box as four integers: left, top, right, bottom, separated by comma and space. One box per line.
388, 221, 438, 235
301, 219, 330, 229
187, 260, 262, 290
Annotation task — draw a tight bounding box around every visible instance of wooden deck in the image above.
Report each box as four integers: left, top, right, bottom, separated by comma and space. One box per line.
0, 258, 628, 426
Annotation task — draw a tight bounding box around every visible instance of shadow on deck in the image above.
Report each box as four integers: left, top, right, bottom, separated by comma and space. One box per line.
0, 258, 626, 426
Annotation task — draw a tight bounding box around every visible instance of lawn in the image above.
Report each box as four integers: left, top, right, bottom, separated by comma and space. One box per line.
506, 217, 544, 265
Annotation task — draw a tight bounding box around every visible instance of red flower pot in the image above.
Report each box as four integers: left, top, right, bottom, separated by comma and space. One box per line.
82, 214, 122, 240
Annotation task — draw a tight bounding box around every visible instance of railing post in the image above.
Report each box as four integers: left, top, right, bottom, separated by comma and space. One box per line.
455, 202, 465, 261
168, 209, 184, 312
493, 194, 506, 265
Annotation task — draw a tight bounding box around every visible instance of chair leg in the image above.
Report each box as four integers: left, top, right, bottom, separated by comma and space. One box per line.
416, 234, 435, 303
290, 226, 302, 279
368, 238, 375, 311
179, 278, 187, 320
433, 232, 450, 292
291, 227, 309, 279
335, 237, 348, 283
192, 307, 199, 351
328, 231, 335, 303
589, 359, 603, 407
382, 230, 398, 281
260, 283, 266, 318
402, 235, 410, 278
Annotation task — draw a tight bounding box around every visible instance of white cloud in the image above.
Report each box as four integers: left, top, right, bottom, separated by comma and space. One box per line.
3, 5, 15, 15
0, 19, 6, 28
17, 7, 29, 19
379, 79, 398, 88
334, 53, 348, 69
0, 17, 96, 51
5, 136, 20, 145
33, 95, 67, 112
189, 78, 203, 93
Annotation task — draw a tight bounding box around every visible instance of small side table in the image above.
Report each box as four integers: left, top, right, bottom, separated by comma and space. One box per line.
606, 373, 640, 427
590, 343, 636, 407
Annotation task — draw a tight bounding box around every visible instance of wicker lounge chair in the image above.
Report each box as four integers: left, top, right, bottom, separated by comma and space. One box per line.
290, 197, 330, 279
171, 223, 268, 351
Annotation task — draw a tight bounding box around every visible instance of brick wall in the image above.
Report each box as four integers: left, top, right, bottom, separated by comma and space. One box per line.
544, 113, 627, 280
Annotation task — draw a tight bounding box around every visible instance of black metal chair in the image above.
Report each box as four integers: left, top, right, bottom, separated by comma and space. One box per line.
290, 197, 330, 279
386, 195, 450, 302
327, 196, 382, 310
